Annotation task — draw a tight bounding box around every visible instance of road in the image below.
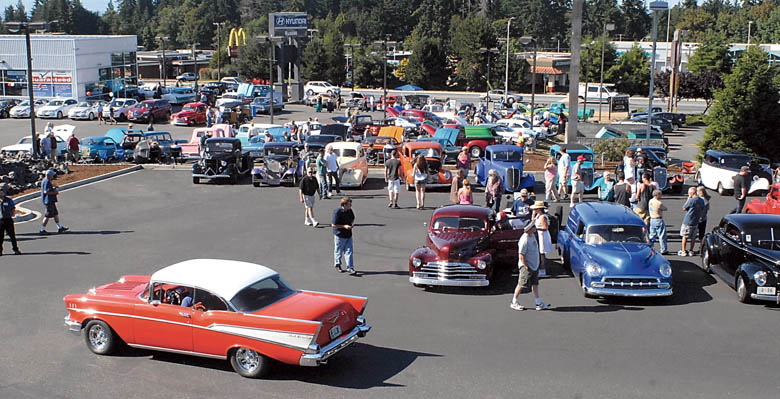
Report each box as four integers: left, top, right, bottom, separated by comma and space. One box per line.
0, 109, 778, 398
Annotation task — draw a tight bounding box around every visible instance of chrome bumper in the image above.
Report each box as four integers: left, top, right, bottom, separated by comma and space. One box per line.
423, 183, 451, 189
409, 275, 489, 287
299, 317, 371, 367
751, 293, 780, 303
192, 173, 230, 180
585, 286, 673, 297
64, 315, 82, 336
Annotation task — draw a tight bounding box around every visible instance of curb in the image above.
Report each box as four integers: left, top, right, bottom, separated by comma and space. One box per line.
12, 207, 37, 223
13, 165, 144, 204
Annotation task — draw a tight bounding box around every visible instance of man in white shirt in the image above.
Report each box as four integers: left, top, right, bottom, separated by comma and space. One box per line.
324, 146, 340, 196
510, 221, 551, 311
570, 155, 585, 206
557, 148, 571, 201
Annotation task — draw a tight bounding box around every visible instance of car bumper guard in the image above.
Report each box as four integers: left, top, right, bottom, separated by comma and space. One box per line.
64, 315, 82, 336
586, 283, 673, 297
751, 293, 780, 304
192, 172, 231, 180
299, 318, 371, 367
409, 275, 489, 287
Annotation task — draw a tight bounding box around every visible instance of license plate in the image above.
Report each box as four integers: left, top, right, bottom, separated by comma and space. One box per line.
757, 287, 776, 295
329, 325, 342, 340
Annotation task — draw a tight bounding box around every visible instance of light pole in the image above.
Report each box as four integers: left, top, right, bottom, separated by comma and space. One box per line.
747, 21, 754, 45
599, 23, 615, 121
3, 20, 57, 159
213, 22, 226, 81
504, 17, 515, 105
373, 35, 393, 120
647, 1, 668, 145
191, 42, 200, 92
344, 43, 361, 91
519, 36, 537, 115
479, 47, 500, 108
155, 36, 169, 88
257, 36, 281, 124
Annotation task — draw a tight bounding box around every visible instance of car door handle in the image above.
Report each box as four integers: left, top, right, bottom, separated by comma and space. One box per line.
179, 312, 191, 318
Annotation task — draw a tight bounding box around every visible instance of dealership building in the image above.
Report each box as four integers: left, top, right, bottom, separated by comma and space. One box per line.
0, 35, 137, 101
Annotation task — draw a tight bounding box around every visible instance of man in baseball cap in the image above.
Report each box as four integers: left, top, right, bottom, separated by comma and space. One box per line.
1, 183, 21, 255
510, 220, 551, 311
40, 169, 68, 235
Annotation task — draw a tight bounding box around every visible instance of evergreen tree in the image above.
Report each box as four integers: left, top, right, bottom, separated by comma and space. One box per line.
619, 0, 650, 40
605, 43, 649, 96
404, 31, 448, 89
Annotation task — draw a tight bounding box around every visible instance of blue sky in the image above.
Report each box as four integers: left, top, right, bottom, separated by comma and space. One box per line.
2, 0, 109, 14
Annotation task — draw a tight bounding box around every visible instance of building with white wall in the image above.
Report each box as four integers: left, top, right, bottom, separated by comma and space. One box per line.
0, 35, 137, 101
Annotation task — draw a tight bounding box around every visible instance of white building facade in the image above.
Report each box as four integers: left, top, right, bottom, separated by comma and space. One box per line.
0, 35, 137, 101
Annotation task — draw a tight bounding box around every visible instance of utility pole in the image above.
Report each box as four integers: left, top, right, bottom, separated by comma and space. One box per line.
567, 0, 584, 144
156, 36, 169, 88
191, 42, 200, 92
647, 2, 668, 146
747, 21, 754, 45
213, 22, 226, 81
257, 36, 281, 124
599, 23, 615, 122
480, 47, 499, 108
520, 36, 537, 114
504, 17, 514, 104
383, 34, 390, 120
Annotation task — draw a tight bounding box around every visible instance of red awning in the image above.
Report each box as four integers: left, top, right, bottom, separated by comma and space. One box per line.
531, 66, 565, 75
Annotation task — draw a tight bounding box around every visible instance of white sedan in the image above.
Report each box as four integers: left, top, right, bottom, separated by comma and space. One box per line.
492, 119, 542, 142
36, 98, 78, 119
102, 98, 138, 120
9, 99, 48, 118
1, 135, 67, 156
68, 101, 106, 120
304, 81, 340, 97
325, 141, 368, 188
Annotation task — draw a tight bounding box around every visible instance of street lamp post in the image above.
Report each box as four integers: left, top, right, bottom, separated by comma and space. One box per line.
155, 36, 169, 88
256, 35, 282, 124
374, 34, 392, 120
504, 17, 515, 105
519, 36, 537, 115
191, 42, 200, 92
599, 23, 615, 122
647, 1, 668, 146
747, 21, 754, 45
213, 22, 226, 81
479, 47, 500, 108
344, 43, 361, 92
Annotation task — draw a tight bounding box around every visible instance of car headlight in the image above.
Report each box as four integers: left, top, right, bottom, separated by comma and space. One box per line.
660, 263, 672, 278
476, 260, 487, 270
412, 258, 422, 267
585, 262, 602, 276
754, 271, 767, 286
443, 170, 451, 179
220, 160, 227, 166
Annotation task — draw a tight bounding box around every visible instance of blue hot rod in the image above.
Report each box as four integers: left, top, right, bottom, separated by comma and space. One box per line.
475, 144, 535, 193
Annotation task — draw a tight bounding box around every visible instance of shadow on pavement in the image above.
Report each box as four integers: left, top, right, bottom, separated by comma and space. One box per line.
16, 251, 90, 255
551, 304, 644, 312
17, 230, 133, 236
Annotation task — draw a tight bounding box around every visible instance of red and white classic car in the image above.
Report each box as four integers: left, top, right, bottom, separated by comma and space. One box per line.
63, 259, 371, 378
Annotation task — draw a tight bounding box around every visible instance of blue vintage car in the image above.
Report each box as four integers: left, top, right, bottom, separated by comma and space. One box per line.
474, 144, 535, 193
80, 136, 119, 161
251, 142, 304, 187
557, 202, 673, 298
242, 133, 287, 161
606, 145, 684, 194
105, 128, 144, 161
550, 144, 598, 192
417, 127, 460, 163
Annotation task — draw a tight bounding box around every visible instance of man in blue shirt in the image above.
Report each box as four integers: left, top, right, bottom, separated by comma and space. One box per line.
40, 169, 69, 235
1, 183, 21, 255
679, 186, 704, 257
511, 188, 534, 225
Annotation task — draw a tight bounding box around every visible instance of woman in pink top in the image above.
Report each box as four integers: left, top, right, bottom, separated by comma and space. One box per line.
458, 179, 473, 205
457, 147, 470, 178
544, 155, 560, 202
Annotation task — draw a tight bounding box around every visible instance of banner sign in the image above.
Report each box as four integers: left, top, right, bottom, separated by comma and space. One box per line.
269, 12, 308, 38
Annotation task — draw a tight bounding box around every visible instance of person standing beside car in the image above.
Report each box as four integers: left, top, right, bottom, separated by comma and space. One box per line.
325, 146, 341, 197
648, 189, 669, 255
315, 149, 328, 199
40, 134, 52, 160
67, 133, 80, 163
731, 166, 749, 214
570, 155, 585, 206
612, 172, 631, 208
510, 221, 551, 311
557, 147, 571, 200
679, 187, 704, 257
543, 156, 559, 202
385, 149, 401, 208
457, 147, 471, 178
485, 169, 504, 211
695, 186, 711, 255
0, 183, 21, 256
413, 155, 429, 209
332, 197, 356, 275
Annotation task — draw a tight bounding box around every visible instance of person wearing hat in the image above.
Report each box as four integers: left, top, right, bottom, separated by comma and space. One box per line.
40, 169, 68, 235
531, 201, 551, 275
456, 147, 470, 178
299, 167, 320, 227
570, 155, 586, 206
511, 188, 534, 225
485, 169, 504, 212
731, 165, 750, 214
510, 220, 551, 311
0, 183, 21, 255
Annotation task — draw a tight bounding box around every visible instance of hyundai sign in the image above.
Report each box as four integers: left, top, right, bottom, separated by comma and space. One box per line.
269, 13, 308, 38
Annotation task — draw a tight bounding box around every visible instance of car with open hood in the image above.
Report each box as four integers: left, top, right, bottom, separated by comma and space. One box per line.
557, 202, 673, 298
399, 141, 453, 191
325, 141, 368, 188
37, 98, 78, 119
191, 138, 251, 184
697, 150, 772, 196
700, 214, 780, 303
252, 142, 304, 187
550, 144, 599, 192
63, 259, 370, 378
475, 145, 536, 193
105, 128, 145, 161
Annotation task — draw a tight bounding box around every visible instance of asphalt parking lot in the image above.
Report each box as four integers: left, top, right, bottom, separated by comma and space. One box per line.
1, 105, 779, 398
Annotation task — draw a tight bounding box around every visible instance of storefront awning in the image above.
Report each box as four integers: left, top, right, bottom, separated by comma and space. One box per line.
531, 66, 565, 75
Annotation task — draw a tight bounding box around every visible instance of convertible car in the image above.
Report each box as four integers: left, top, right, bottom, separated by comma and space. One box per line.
63, 259, 371, 378
475, 144, 536, 193
557, 202, 673, 298
700, 214, 780, 303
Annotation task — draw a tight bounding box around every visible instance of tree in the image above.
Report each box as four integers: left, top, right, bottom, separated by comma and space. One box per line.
411, 0, 454, 43
233, 40, 271, 80
580, 35, 618, 83
606, 43, 649, 96
620, 0, 650, 41
404, 33, 448, 89
699, 46, 780, 160
351, 47, 384, 88
687, 33, 731, 75
449, 14, 497, 91
583, 0, 622, 38
302, 38, 328, 82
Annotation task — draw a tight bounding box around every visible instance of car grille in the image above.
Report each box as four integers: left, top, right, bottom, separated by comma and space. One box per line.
416, 261, 485, 281
506, 167, 520, 191
581, 167, 594, 188
653, 166, 668, 189
601, 276, 661, 289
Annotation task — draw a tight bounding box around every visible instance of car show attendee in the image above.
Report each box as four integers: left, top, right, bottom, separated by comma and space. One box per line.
413, 155, 429, 209
108, 106, 117, 124
512, 188, 534, 225
626, 176, 638, 209
597, 171, 615, 201
484, 169, 504, 211
456, 147, 470, 178
679, 187, 705, 257
0, 183, 21, 256
40, 169, 68, 235
531, 201, 551, 276
40, 133, 52, 160
67, 132, 80, 163
450, 169, 466, 204
48, 132, 57, 160
695, 186, 711, 255
510, 221, 551, 311
325, 146, 341, 196
332, 196, 356, 275
543, 155, 559, 202
623, 148, 637, 182
570, 155, 585, 206
315, 149, 329, 199
147, 120, 154, 131
316, 96, 323, 112
648, 189, 669, 255
458, 179, 474, 205
557, 147, 570, 200
385, 149, 401, 208
97, 102, 105, 124
299, 168, 320, 227
634, 173, 654, 224
731, 166, 749, 214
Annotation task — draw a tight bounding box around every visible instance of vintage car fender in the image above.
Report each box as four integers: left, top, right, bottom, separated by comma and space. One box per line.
698, 162, 735, 192
465, 139, 490, 155
748, 177, 771, 194
700, 233, 720, 270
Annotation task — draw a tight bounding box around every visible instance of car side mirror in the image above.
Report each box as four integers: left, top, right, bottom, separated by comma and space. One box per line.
150, 300, 161, 306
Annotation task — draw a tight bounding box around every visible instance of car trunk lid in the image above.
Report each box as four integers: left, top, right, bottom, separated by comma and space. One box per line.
258, 292, 357, 345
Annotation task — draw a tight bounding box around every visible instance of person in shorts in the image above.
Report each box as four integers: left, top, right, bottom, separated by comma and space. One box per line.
385, 149, 401, 208
40, 169, 69, 235
679, 186, 704, 256
510, 221, 551, 311
299, 168, 320, 227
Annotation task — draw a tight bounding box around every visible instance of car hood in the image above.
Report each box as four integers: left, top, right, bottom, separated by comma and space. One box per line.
584, 242, 662, 275
428, 230, 486, 259
1, 143, 32, 152
69, 107, 91, 113
174, 110, 198, 118
38, 105, 62, 112
93, 276, 150, 298
489, 160, 523, 172
11, 106, 30, 112
748, 247, 780, 268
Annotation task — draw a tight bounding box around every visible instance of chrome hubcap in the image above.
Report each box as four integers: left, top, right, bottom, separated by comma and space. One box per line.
236, 348, 260, 372
89, 325, 107, 350
737, 277, 746, 299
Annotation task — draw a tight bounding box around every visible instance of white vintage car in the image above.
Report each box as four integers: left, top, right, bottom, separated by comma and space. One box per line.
325, 141, 368, 188
697, 149, 772, 196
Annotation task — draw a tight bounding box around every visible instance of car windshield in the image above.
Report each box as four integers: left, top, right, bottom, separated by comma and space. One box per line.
432, 216, 487, 232
334, 148, 358, 158
492, 151, 523, 162
743, 226, 780, 250
230, 275, 295, 313
412, 148, 441, 158
138, 102, 152, 109
49, 100, 63, 106
17, 101, 29, 107
249, 136, 265, 144
571, 152, 594, 162
81, 138, 101, 145
18, 137, 31, 144
76, 102, 90, 107
110, 100, 125, 106
719, 155, 750, 169
307, 136, 336, 144
265, 146, 291, 156
182, 105, 198, 112
355, 116, 371, 124
586, 225, 648, 244
206, 142, 233, 152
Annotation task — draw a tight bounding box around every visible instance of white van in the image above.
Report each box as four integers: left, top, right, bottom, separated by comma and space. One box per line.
578, 84, 617, 103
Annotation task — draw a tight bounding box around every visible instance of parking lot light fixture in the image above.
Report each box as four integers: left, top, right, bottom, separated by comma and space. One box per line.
519, 36, 537, 114
155, 36, 170, 88
647, 1, 668, 145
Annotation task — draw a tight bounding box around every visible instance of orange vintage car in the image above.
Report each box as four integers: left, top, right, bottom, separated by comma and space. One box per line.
63, 259, 371, 378
400, 141, 453, 190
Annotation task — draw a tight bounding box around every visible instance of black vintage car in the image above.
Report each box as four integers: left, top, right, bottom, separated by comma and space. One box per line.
615, 145, 684, 194
701, 214, 780, 304
192, 137, 251, 185
0, 98, 20, 118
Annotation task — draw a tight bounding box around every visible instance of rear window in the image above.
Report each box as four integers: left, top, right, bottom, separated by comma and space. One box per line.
432, 216, 486, 232
230, 276, 295, 313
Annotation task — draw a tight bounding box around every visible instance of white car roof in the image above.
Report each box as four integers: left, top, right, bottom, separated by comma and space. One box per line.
52, 125, 75, 140
327, 141, 361, 151
151, 259, 277, 301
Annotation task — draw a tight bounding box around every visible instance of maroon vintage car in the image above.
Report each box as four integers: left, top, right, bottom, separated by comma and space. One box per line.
409, 205, 525, 287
